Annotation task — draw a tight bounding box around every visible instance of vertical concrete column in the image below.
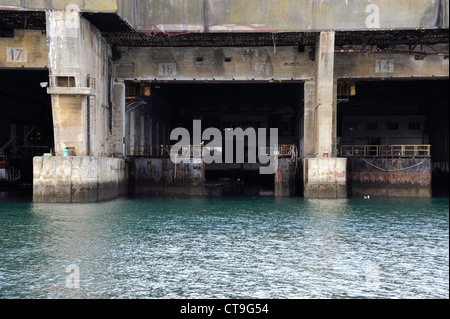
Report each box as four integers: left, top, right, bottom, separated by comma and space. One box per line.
275, 158, 296, 197
303, 80, 316, 158
130, 110, 136, 155
315, 31, 335, 158
34, 12, 127, 203
303, 31, 347, 198
332, 80, 338, 157
140, 113, 145, 155
112, 82, 125, 158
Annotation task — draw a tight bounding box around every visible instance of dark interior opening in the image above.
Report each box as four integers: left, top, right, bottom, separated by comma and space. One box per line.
0, 69, 54, 189
126, 82, 303, 195
338, 79, 449, 195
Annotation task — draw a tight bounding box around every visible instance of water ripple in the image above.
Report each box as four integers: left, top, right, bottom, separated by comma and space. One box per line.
0, 197, 448, 299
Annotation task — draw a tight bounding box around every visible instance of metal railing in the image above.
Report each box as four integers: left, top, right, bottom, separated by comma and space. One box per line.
48, 74, 96, 89
276, 144, 297, 156
126, 144, 297, 158
340, 145, 431, 157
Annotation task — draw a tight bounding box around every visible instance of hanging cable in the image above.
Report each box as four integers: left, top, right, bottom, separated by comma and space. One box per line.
361, 158, 427, 172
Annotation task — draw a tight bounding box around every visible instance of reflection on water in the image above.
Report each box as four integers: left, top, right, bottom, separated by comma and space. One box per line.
0, 195, 448, 299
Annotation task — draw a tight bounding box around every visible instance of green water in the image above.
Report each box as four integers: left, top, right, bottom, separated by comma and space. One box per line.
0, 194, 448, 299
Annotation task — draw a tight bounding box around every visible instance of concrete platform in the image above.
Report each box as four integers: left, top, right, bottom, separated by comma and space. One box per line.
303, 158, 347, 198
33, 156, 128, 203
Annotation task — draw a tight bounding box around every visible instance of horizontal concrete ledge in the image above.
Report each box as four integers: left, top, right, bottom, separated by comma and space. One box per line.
303, 158, 347, 198
33, 156, 128, 203
47, 87, 96, 96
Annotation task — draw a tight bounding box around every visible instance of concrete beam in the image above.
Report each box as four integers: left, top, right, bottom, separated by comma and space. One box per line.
114, 46, 315, 81
117, 0, 449, 32
113, 45, 449, 81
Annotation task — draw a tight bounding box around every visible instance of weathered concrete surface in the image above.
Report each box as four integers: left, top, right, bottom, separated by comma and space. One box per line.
347, 157, 432, 197
33, 156, 128, 203
130, 158, 205, 195
114, 45, 449, 82
274, 157, 296, 197
46, 12, 113, 157
50, 95, 87, 158
111, 82, 126, 158
315, 31, 335, 158
0, 0, 118, 12
335, 49, 449, 79
0, 30, 47, 69
114, 46, 315, 81
303, 158, 347, 198
1, 0, 447, 31
117, 0, 449, 32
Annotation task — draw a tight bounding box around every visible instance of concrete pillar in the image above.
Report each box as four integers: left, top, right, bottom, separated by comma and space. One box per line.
303, 31, 347, 198
303, 80, 316, 158
275, 158, 296, 197
112, 82, 126, 158
315, 31, 335, 158
303, 157, 347, 198
140, 114, 145, 155
130, 110, 136, 155
332, 80, 338, 157
33, 12, 127, 203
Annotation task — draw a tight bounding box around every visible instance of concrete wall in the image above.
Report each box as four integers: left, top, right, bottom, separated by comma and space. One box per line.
130, 158, 205, 195
50, 95, 87, 157
0, 30, 48, 69
347, 157, 432, 197
1, 0, 447, 31
303, 158, 347, 198
33, 156, 128, 203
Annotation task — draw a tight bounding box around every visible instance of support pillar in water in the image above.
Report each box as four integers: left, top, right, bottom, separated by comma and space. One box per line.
33, 11, 128, 203
275, 158, 296, 197
302, 31, 347, 198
